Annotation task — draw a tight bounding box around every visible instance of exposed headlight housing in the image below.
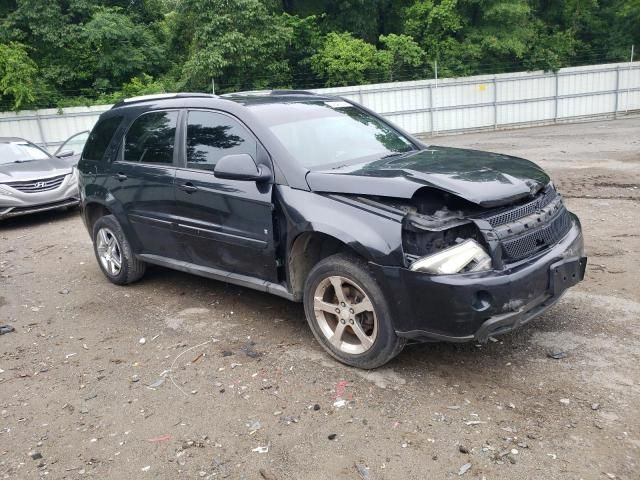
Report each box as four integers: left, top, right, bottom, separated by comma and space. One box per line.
0, 184, 13, 196
409, 239, 492, 274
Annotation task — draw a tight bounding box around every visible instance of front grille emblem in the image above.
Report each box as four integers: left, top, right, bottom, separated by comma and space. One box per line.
34, 182, 46, 188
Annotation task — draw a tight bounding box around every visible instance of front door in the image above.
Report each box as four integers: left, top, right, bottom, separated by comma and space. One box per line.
107, 110, 182, 260
173, 109, 277, 282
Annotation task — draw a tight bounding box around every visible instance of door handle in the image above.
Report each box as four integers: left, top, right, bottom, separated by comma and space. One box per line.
179, 182, 198, 193
113, 173, 127, 182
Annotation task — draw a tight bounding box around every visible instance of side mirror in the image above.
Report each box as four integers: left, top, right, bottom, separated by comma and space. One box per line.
57, 150, 74, 158
214, 153, 272, 182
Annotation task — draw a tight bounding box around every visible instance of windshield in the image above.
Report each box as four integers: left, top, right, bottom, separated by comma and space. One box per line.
252, 100, 416, 168
0, 142, 50, 165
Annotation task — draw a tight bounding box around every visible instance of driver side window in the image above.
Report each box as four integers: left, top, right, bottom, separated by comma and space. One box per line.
186, 110, 257, 171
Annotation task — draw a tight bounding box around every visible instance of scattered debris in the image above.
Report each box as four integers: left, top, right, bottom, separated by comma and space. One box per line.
147, 378, 165, 389
65, 353, 77, 359
147, 434, 171, 443
458, 463, 472, 476
139, 337, 146, 345
591, 403, 600, 411
458, 445, 470, 454
259, 468, 277, 480
141, 465, 150, 472
355, 463, 371, 480
29, 451, 43, 460
334, 380, 349, 399
222, 351, 233, 357
560, 398, 571, 405
333, 399, 348, 408
547, 348, 568, 360
0, 325, 15, 335
131, 375, 140, 383
241, 341, 261, 358
252, 445, 269, 454
59, 289, 70, 294
192, 352, 204, 363
464, 420, 486, 426
327, 433, 337, 440
313, 404, 321, 411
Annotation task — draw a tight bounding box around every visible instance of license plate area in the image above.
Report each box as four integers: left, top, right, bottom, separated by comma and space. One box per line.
550, 257, 587, 296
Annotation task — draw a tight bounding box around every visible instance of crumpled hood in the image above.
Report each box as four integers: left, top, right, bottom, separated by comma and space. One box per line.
0, 157, 74, 182
305, 146, 550, 207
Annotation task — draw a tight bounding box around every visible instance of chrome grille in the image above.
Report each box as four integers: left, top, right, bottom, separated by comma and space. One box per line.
501, 208, 572, 261
5, 174, 66, 193
484, 187, 557, 227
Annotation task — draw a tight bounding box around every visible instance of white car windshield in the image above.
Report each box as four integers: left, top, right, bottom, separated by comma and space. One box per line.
252, 100, 416, 168
0, 142, 50, 165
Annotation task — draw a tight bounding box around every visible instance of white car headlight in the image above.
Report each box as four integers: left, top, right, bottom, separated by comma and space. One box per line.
409, 239, 492, 275
0, 185, 13, 196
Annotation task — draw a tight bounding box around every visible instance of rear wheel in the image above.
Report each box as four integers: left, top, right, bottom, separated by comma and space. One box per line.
303, 253, 405, 369
92, 215, 145, 285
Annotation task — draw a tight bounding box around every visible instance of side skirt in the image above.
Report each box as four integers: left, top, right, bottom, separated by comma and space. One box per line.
137, 254, 295, 301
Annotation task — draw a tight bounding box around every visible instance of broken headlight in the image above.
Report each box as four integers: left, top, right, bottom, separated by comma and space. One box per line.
409, 239, 492, 274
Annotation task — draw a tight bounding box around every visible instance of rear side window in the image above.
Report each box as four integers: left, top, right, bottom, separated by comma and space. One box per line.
124, 111, 178, 164
186, 111, 257, 171
83, 116, 123, 161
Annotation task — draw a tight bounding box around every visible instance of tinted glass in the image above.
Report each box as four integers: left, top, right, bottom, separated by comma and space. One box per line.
186, 111, 256, 171
83, 116, 122, 161
250, 101, 415, 168
0, 142, 50, 165
124, 111, 178, 164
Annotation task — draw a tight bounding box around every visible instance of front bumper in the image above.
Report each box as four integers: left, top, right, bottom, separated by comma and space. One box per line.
0, 174, 79, 219
371, 215, 586, 343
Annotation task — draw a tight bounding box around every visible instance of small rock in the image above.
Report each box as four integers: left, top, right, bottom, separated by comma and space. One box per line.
458, 463, 472, 476
139, 337, 146, 345
560, 398, 570, 405
511, 448, 519, 455
328, 434, 337, 440
29, 451, 43, 460
313, 404, 320, 411
59, 289, 70, 295
131, 375, 140, 383
260, 469, 277, 480
141, 465, 150, 472
591, 403, 600, 411
222, 351, 233, 357
458, 445, 470, 454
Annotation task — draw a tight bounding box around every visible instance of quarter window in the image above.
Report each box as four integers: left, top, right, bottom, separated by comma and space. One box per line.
124, 111, 178, 164
186, 111, 257, 171
83, 116, 122, 161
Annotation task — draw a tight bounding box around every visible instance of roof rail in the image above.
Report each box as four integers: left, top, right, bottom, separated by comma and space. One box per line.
221, 89, 317, 97
269, 89, 317, 96
112, 92, 217, 109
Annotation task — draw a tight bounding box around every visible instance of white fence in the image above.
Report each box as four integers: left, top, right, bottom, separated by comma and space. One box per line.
1, 61, 639, 151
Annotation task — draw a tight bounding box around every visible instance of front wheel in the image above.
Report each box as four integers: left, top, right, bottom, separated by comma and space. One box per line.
303, 253, 405, 369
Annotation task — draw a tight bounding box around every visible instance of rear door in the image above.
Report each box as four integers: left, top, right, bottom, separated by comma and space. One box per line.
173, 109, 277, 281
107, 110, 183, 259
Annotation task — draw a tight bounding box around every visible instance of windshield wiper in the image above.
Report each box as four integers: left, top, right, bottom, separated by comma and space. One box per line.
380, 149, 417, 160
12, 159, 36, 163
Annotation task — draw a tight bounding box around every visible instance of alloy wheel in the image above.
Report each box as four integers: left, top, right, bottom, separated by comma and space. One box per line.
313, 275, 378, 355
96, 227, 122, 276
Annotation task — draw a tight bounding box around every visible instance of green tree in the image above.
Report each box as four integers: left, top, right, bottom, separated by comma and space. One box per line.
175, 0, 294, 92
0, 42, 38, 110
311, 32, 385, 86
379, 33, 425, 80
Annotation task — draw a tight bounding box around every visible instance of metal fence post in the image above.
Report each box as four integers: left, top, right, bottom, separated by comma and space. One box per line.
35, 111, 48, 149
614, 66, 620, 118
493, 77, 498, 129
428, 83, 434, 136
553, 72, 559, 123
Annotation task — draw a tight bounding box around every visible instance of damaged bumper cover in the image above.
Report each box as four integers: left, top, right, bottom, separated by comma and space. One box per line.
371, 214, 586, 343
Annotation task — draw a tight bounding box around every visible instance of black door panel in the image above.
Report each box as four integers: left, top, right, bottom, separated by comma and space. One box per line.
106, 110, 183, 260
174, 110, 277, 281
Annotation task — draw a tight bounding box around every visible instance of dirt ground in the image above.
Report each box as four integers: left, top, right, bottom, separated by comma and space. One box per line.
1, 117, 639, 480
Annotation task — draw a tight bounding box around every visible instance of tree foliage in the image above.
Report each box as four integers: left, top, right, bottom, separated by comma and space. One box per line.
0, 0, 637, 110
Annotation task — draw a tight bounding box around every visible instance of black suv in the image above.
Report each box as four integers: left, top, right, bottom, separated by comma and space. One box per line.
78, 91, 586, 368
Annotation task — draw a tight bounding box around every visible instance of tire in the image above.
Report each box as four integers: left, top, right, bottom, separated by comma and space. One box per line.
303, 253, 406, 369
92, 214, 145, 285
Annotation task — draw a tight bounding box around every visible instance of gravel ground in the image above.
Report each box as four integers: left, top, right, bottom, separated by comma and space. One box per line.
1, 117, 639, 480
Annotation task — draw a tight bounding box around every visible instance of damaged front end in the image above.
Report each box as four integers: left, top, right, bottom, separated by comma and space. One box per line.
350, 183, 586, 342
